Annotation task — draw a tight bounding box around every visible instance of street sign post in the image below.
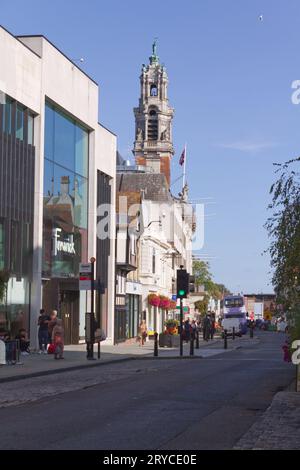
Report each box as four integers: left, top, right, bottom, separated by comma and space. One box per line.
79, 263, 92, 291
85, 258, 96, 360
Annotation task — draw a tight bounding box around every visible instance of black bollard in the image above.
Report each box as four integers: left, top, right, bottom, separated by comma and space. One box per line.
190, 334, 194, 356
196, 330, 200, 349
250, 326, 254, 338
154, 332, 158, 357
98, 341, 101, 360
232, 327, 235, 340
224, 329, 228, 349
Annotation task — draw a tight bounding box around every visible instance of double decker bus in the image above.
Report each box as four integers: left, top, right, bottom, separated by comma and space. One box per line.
222, 295, 248, 335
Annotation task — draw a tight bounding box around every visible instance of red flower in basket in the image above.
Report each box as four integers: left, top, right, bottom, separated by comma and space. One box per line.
159, 296, 170, 310
148, 294, 160, 307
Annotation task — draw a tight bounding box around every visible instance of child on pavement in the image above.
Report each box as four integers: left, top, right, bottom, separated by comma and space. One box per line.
52, 318, 65, 360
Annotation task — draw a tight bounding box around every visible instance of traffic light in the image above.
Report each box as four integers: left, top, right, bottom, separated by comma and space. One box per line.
188, 275, 195, 294
177, 269, 189, 299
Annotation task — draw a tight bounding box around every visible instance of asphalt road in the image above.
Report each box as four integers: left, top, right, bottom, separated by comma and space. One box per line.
0, 331, 294, 450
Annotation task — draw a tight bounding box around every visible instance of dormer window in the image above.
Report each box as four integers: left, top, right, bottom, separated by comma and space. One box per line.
150, 84, 158, 96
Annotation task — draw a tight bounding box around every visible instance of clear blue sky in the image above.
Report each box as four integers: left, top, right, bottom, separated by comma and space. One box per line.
2, 0, 300, 293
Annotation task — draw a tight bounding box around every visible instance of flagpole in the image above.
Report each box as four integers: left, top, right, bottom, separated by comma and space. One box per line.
182, 143, 187, 189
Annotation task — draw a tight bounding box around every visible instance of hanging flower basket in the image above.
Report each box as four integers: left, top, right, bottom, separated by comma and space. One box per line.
148, 293, 160, 307
169, 300, 177, 310
159, 296, 170, 310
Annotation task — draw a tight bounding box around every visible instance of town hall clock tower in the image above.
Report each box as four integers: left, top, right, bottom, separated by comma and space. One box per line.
133, 41, 175, 186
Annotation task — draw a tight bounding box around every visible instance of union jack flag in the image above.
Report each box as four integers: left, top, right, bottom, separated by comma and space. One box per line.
179, 148, 185, 166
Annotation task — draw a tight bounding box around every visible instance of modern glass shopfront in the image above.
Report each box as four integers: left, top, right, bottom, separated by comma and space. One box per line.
0, 92, 35, 336
126, 294, 140, 339
42, 101, 89, 343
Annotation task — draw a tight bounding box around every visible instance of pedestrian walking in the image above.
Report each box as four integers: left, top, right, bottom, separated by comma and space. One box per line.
52, 318, 65, 360
282, 339, 292, 362
184, 319, 191, 343
210, 314, 216, 340
203, 314, 211, 342
191, 320, 197, 340
48, 310, 58, 344
138, 320, 148, 347
38, 309, 50, 354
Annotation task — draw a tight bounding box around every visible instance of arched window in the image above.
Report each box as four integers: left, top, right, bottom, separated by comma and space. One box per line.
148, 108, 158, 141
150, 84, 158, 96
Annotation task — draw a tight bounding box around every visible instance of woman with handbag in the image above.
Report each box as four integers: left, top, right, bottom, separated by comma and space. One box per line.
138, 320, 148, 347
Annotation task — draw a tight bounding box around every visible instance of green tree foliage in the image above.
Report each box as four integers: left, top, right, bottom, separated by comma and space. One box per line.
192, 260, 212, 290
194, 296, 209, 316
192, 260, 230, 315
0, 270, 9, 303
266, 158, 300, 341
215, 283, 231, 297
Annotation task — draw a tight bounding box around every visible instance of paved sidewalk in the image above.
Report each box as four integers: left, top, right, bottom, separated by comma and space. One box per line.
0, 334, 258, 383
235, 390, 300, 450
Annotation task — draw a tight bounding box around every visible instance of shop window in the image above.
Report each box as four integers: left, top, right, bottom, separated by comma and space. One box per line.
16, 104, 24, 140
54, 109, 76, 172
28, 113, 34, 145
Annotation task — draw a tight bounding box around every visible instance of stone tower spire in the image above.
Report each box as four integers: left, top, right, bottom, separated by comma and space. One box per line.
133, 41, 174, 186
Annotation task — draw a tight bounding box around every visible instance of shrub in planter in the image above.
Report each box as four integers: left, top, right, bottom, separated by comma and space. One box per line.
164, 319, 179, 335
0, 270, 9, 303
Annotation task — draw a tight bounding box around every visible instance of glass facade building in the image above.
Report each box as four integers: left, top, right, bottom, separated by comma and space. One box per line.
43, 102, 89, 280
0, 92, 35, 336
42, 102, 89, 344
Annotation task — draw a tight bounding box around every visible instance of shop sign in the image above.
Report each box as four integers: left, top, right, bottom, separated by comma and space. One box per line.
52, 228, 76, 256
79, 263, 92, 290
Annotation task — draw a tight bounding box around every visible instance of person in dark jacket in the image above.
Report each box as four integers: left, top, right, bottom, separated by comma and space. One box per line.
184, 319, 191, 343
38, 309, 50, 354
203, 314, 211, 341
210, 314, 216, 340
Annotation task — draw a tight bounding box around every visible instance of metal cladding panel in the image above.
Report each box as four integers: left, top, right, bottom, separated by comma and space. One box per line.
0, 131, 35, 222
96, 171, 111, 288
0, 124, 35, 278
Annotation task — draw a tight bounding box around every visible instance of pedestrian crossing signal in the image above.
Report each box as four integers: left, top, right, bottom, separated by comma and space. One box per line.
177, 269, 189, 299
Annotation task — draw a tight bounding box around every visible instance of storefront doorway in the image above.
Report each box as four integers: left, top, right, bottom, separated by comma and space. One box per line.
42, 280, 80, 345
60, 290, 79, 345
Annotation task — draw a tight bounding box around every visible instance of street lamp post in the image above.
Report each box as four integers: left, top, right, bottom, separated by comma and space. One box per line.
87, 257, 96, 360
146, 219, 162, 229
